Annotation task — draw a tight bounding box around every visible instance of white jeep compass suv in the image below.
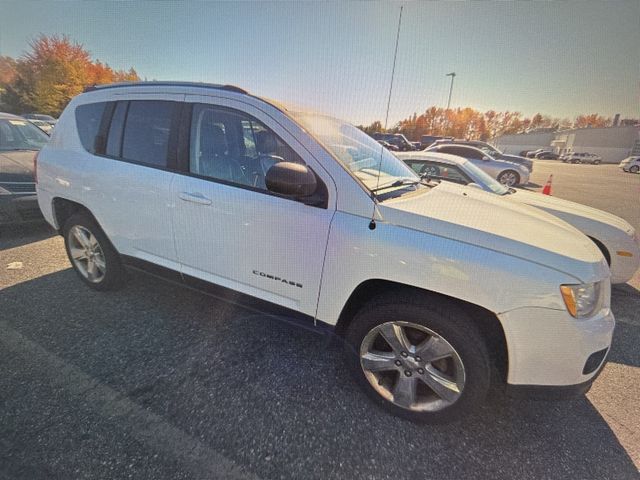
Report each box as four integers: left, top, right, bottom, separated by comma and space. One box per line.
36, 82, 615, 422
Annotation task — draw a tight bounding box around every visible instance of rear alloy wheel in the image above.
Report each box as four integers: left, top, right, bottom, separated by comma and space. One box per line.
68, 225, 106, 283
63, 212, 126, 290
497, 170, 520, 186
629, 165, 639, 174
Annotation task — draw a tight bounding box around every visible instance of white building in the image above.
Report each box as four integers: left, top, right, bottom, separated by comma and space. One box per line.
493, 125, 640, 163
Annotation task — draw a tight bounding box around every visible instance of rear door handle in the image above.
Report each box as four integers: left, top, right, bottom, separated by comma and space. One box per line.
178, 191, 212, 205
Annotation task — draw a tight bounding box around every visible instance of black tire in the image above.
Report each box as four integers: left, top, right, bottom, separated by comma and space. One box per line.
497, 169, 520, 186
63, 211, 127, 291
344, 292, 491, 423
630, 165, 639, 174
593, 160, 601, 165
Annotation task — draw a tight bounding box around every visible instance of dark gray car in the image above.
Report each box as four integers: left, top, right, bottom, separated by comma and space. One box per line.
432, 139, 533, 172
0, 112, 49, 225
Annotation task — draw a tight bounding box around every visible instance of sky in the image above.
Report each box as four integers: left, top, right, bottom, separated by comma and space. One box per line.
1, 1, 638, 125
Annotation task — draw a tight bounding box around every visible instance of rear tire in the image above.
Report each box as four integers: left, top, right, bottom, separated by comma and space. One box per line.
629, 165, 639, 174
63, 212, 126, 291
344, 292, 491, 423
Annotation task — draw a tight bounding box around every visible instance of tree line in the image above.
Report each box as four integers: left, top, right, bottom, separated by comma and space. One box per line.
359, 107, 637, 141
0, 35, 139, 117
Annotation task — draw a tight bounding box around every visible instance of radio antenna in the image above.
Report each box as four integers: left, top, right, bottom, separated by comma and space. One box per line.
370, 4, 403, 230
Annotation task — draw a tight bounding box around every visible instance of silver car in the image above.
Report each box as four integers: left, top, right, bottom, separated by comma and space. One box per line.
425, 144, 530, 186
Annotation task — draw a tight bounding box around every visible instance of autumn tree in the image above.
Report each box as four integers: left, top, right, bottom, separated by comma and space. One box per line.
573, 114, 610, 129
0, 35, 139, 116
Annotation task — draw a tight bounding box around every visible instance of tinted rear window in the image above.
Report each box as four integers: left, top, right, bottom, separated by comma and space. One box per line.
121, 101, 176, 167
75, 102, 107, 153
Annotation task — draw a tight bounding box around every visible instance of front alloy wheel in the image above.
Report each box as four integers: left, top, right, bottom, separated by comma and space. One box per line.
360, 321, 465, 412
68, 225, 106, 283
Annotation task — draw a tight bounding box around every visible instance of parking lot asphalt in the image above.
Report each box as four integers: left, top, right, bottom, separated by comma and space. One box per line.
1, 162, 639, 479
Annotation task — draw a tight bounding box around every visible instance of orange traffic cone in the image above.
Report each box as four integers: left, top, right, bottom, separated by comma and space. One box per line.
541, 175, 553, 195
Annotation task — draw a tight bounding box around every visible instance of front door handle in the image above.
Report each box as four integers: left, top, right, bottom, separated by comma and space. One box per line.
178, 191, 212, 205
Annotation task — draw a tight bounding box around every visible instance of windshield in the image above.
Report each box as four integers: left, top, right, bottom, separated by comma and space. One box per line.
460, 159, 510, 195
290, 112, 420, 193
0, 118, 49, 151
478, 144, 502, 156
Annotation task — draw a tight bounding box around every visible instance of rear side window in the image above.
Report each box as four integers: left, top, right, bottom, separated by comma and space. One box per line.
121, 101, 177, 167
75, 102, 107, 153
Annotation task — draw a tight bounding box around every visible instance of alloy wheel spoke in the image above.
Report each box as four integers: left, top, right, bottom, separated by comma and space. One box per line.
69, 246, 87, 261
415, 336, 453, 363
378, 323, 412, 354
93, 255, 106, 272
361, 351, 397, 372
420, 365, 461, 403
73, 227, 90, 248
392, 375, 418, 408
86, 258, 97, 280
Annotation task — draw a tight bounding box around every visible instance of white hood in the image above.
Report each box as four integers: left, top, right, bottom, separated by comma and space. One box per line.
378, 182, 608, 283
509, 189, 635, 235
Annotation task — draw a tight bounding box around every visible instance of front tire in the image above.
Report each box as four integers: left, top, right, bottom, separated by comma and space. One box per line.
497, 170, 520, 186
629, 165, 639, 174
344, 293, 491, 423
63, 212, 126, 291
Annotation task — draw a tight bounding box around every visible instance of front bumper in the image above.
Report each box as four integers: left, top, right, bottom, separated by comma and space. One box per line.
498, 306, 615, 388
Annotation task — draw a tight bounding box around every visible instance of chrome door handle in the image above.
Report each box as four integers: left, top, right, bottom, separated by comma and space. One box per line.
178, 191, 212, 205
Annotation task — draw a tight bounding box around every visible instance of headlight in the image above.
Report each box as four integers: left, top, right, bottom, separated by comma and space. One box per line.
560, 281, 605, 319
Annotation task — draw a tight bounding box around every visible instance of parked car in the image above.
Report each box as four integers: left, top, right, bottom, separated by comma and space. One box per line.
526, 148, 546, 158
562, 152, 602, 164
372, 132, 415, 151
27, 118, 53, 134
399, 151, 640, 284
376, 140, 399, 152
619, 155, 640, 173
22, 113, 57, 126
430, 139, 533, 171
425, 143, 530, 186
0, 112, 49, 225
37, 82, 614, 422
420, 135, 453, 149
535, 151, 560, 160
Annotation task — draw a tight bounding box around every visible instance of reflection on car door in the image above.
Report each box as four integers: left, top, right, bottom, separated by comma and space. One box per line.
171, 96, 335, 318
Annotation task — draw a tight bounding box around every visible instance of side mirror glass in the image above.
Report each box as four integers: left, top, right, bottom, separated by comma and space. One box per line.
265, 162, 317, 197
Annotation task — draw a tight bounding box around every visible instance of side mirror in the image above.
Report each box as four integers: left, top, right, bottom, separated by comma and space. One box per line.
265, 162, 317, 197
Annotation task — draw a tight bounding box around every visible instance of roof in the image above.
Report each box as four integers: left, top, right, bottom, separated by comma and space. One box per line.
0, 112, 27, 120
396, 151, 467, 166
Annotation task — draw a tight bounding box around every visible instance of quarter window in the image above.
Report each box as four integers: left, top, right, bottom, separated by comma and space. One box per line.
121, 101, 177, 167
189, 104, 304, 190
75, 102, 107, 153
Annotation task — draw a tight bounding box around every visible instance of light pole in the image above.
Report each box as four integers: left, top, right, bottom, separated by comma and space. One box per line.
446, 72, 456, 110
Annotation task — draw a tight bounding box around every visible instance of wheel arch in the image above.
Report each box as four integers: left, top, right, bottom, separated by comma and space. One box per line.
334, 279, 508, 383
588, 236, 611, 266
52, 197, 95, 232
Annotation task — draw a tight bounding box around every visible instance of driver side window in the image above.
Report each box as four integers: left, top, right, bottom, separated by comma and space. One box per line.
189, 104, 304, 190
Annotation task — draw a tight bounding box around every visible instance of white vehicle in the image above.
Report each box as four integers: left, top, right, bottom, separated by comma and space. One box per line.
400, 152, 640, 284
425, 144, 530, 187
36, 82, 614, 422
619, 156, 640, 174
562, 152, 602, 164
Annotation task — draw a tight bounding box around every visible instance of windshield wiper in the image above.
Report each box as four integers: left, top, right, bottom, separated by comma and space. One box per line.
370, 178, 421, 193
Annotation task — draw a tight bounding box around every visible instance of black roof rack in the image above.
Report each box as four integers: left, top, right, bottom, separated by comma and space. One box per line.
83, 81, 248, 95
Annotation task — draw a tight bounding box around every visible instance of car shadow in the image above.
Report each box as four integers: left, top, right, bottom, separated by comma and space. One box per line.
1, 269, 638, 479
0, 221, 55, 250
